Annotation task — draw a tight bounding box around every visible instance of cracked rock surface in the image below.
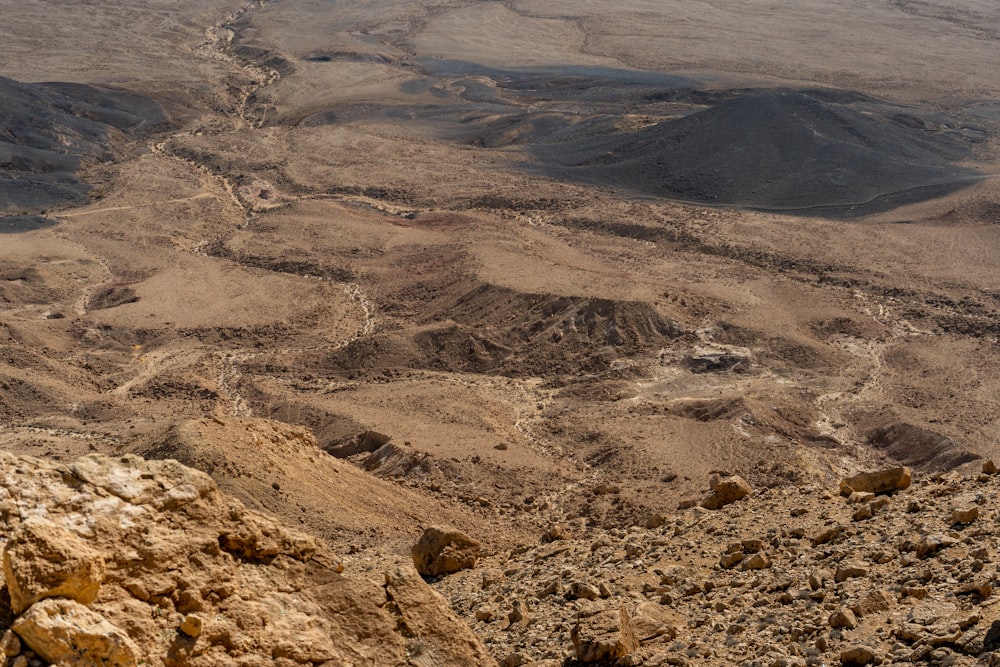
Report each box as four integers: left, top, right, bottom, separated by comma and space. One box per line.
0, 452, 495, 667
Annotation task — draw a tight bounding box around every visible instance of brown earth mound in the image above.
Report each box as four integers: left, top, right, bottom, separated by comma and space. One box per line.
868, 422, 981, 471
535, 90, 983, 216
132, 416, 518, 550
323, 284, 685, 378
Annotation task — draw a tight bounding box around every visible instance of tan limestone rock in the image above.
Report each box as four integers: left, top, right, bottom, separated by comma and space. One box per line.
384, 564, 499, 666
178, 614, 202, 638
853, 590, 894, 617
840, 646, 877, 666
499, 653, 528, 667
852, 504, 873, 522
952, 505, 979, 524
839, 467, 911, 495
719, 551, 744, 569
955, 580, 992, 600
12, 598, 139, 667
572, 605, 639, 663
835, 563, 869, 583
70, 453, 215, 509
218, 508, 318, 562
0, 450, 496, 667
3, 516, 105, 614
743, 552, 772, 570
829, 607, 858, 629
811, 525, 845, 546
412, 525, 482, 576
568, 581, 601, 601
507, 598, 532, 627
700, 475, 752, 510
0, 629, 20, 657
915, 534, 957, 558
630, 602, 681, 642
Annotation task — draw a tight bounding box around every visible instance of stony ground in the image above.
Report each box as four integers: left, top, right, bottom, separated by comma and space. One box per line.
6, 448, 1000, 667
431, 464, 1000, 666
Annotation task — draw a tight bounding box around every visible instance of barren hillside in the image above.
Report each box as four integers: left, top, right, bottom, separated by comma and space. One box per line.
1, 0, 999, 664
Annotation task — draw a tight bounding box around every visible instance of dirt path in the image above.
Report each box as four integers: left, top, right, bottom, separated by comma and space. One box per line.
54, 193, 215, 218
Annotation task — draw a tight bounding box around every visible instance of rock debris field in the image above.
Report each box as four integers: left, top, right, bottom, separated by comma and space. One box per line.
4, 451, 1000, 667
431, 463, 1000, 667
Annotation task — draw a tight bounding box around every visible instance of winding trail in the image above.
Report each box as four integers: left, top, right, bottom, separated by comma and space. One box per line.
56, 193, 216, 218
34, 0, 381, 420
193, 0, 283, 129
214, 278, 379, 417
131, 0, 382, 417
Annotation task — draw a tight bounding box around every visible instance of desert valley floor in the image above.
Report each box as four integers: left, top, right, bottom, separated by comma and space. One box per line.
2, 1, 1000, 665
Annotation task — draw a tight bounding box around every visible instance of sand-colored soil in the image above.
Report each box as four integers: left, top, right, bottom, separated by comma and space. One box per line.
0, 0, 999, 595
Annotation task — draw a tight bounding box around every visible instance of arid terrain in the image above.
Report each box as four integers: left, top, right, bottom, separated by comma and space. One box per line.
2, 1, 1000, 664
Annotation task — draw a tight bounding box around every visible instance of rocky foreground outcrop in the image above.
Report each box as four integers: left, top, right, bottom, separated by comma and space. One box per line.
435, 464, 1000, 666
0, 452, 496, 666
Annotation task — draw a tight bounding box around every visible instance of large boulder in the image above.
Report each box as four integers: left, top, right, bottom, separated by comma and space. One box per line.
571, 606, 639, 663
701, 475, 753, 510
412, 525, 482, 576
3, 517, 105, 614
839, 467, 911, 495
384, 565, 498, 666
12, 598, 138, 667
841, 646, 878, 666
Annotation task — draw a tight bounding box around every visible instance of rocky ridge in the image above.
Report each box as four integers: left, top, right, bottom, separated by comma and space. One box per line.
3, 448, 998, 667
431, 463, 1000, 666
0, 451, 495, 667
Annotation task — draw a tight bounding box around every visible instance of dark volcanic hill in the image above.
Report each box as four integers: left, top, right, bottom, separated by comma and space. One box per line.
0, 76, 165, 213
538, 90, 984, 215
